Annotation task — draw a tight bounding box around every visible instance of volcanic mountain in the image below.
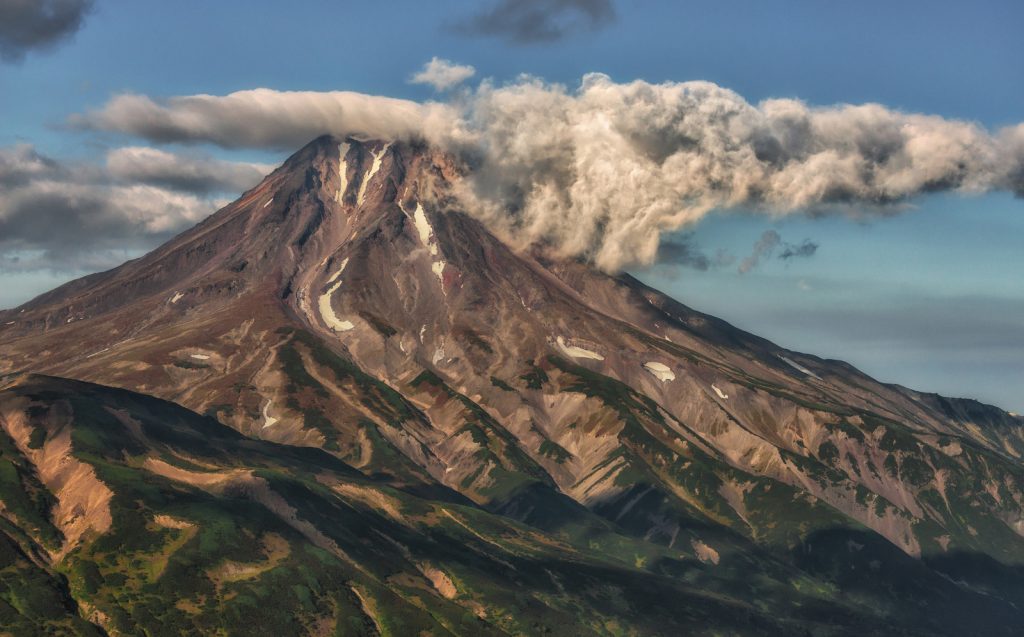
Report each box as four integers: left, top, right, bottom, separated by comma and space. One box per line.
1, 136, 1023, 636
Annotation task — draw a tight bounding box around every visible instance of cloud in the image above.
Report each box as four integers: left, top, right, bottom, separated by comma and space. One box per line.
105, 146, 273, 194
737, 231, 819, 273
0, 144, 261, 271
738, 230, 781, 274
410, 57, 476, 91
69, 89, 460, 150
655, 234, 735, 272
0, 0, 93, 62
453, 0, 615, 43
998, 123, 1024, 197
778, 239, 818, 261
0, 144, 58, 186
656, 236, 711, 271
70, 73, 1024, 271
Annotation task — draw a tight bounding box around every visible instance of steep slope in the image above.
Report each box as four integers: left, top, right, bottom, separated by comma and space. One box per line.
1, 135, 1023, 634
0, 373, 924, 636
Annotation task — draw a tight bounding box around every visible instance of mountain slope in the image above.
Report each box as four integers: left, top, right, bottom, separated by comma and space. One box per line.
0, 373, 924, 636
1, 135, 1023, 635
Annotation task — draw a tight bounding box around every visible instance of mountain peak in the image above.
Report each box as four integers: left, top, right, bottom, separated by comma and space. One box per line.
4, 134, 1024, 635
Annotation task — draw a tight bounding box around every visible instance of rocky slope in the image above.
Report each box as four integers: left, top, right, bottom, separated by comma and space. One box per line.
0, 136, 1023, 635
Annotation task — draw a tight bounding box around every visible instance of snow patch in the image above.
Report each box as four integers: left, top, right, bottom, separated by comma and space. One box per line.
4, 321, 14, 325
356, 143, 390, 205
780, 355, 822, 380
643, 362, 675, 382
262, 400, 279, 429
711, 384, 729, 399
432, 347, 445, 365
190, 354, 210, 361
263, 198, 273, 208
556, 336, 604, 361
412, 203, 439, 256
431, 260, 446, 283
407, 202, 449, 288
419, 325, 426, 343
318, 279, 354, 332
326, 257, 349, 285
170, 292, 184, 304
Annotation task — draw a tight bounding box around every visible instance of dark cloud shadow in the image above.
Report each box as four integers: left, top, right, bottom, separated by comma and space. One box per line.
451, 0, 616, 44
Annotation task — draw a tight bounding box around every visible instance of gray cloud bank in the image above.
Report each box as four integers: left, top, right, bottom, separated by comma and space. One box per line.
452, 0, 615, 43
70, 73, 1024, 271
0, 0, 93, 62
0, 144, 269, 271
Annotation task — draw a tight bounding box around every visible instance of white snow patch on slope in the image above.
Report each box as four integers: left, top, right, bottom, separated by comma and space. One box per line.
170, 292, 184, 304
262, 400, 279, 428
190, 354, 210, 360
556, 336, 604, 361
419, 325, 427, 343
326, 257, 349, 285
408, 202, 448, 287
412, 203, 438, 256
643, 362, 675, 382
711, 384, 729, 400
357, 143, 390, 205
780, 355, 822, 380
431, 260, 446, 283
336, 142, 350, 202
318, 279, 354, 332
263, 199, 273, 208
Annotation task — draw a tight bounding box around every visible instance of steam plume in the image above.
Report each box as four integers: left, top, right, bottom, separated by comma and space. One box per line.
71, 73, 1024, 271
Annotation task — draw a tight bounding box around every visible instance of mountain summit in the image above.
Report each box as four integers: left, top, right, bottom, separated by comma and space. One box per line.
1, 136, 1023, 635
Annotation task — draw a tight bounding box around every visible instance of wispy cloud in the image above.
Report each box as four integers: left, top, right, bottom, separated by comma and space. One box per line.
738, 231, 819, 274
452, 0, 616, 44
655, 234, 734, 272
0, 0, 93, 62
410, 57, 476, 91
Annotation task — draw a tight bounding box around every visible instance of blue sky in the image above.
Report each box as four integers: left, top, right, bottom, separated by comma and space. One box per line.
1, 0, 1022, 410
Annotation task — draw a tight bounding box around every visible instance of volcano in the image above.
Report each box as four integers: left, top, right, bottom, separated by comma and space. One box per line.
1, 136, 1023, 636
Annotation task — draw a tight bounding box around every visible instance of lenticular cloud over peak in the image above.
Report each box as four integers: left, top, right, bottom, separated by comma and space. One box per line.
72, 72, 1024, 271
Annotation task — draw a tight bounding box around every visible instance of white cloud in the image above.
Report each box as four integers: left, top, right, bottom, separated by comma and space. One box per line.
68, 74, 1024, 271
410, 57, 476, 91
69, 88, 462, 150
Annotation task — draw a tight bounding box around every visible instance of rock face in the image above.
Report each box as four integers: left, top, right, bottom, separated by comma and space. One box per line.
1, 136, 1023, 635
